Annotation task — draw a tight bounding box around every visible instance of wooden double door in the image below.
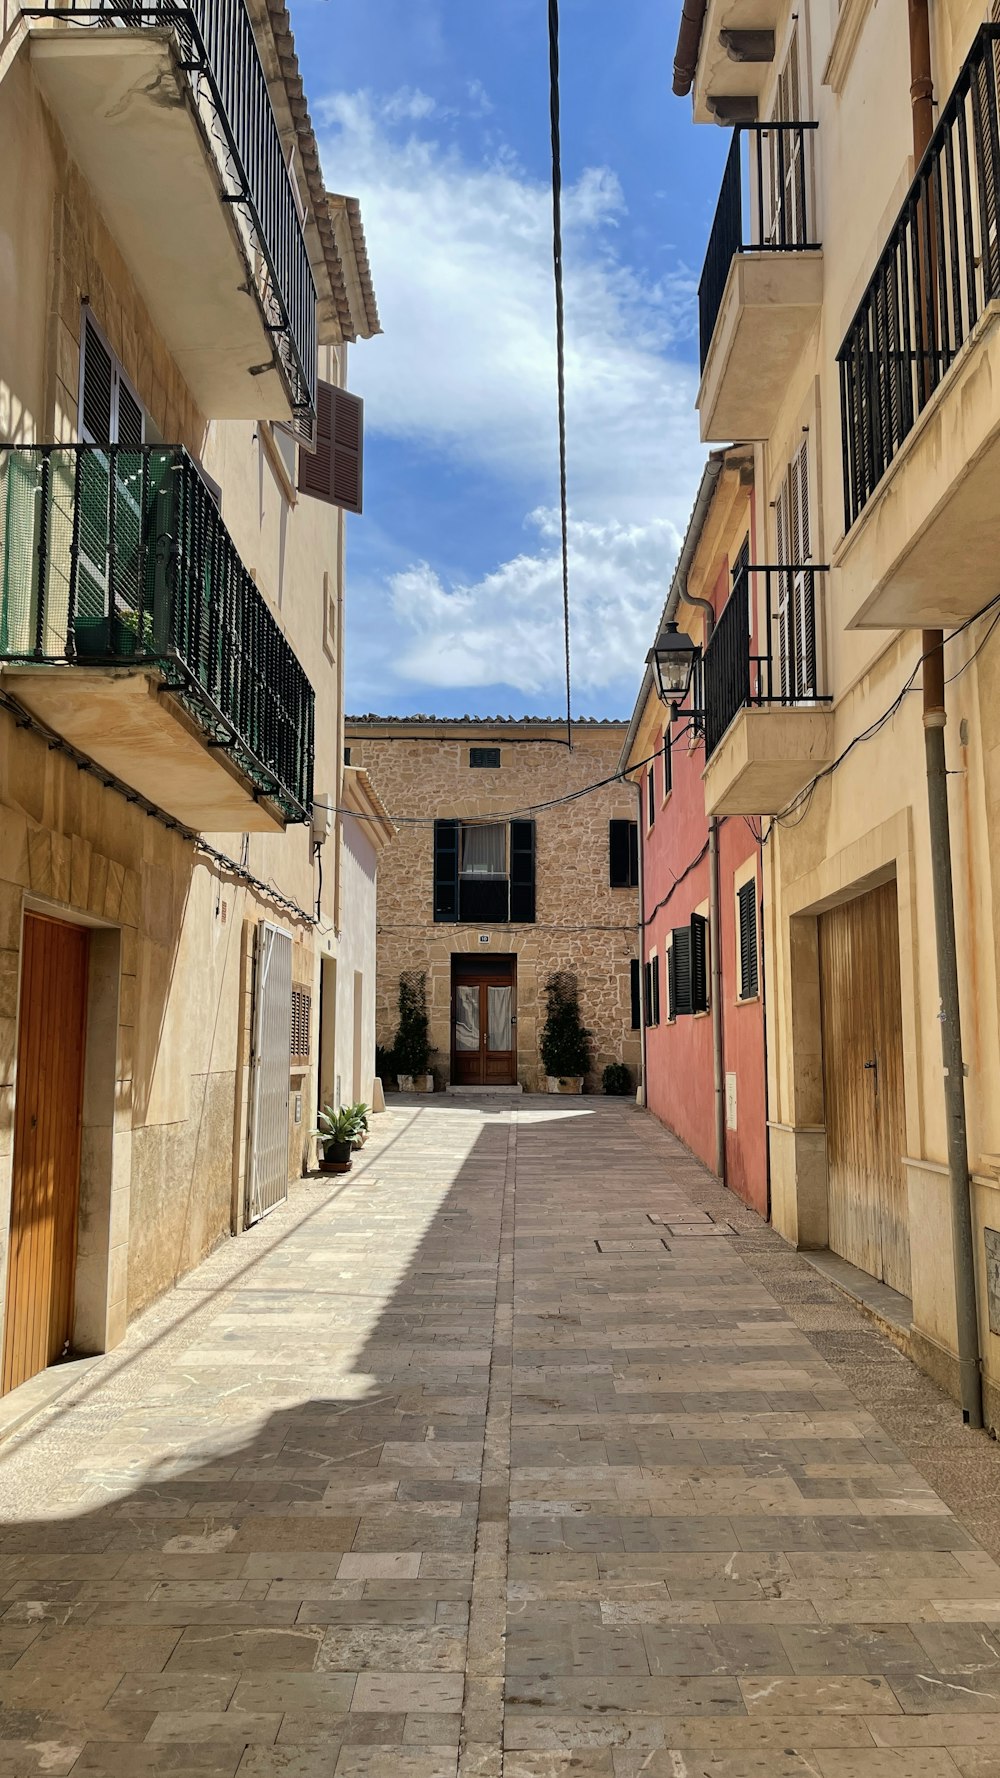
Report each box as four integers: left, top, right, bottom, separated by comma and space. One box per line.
819, 880, 911, 1295
451, 957, 516, 1087
3, 914, 90, 1395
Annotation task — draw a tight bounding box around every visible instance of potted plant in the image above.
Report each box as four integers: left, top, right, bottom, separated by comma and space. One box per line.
393, 970, 434, 1092
602, 1062, 632, 1096
314, 1102, 368, 1173
539, 970, 591, 1095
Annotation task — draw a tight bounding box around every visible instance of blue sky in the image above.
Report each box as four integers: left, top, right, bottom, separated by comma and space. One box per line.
291, 0, 727, 720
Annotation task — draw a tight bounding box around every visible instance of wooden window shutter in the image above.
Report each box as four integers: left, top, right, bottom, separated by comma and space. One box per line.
690, 913, 709, 1013
509, 820, 536, 923
81, 315, 114, 444
629, 821, 639, 884
433, 818, 459, 922
667, 942, 677, 1021
647, 767, 655, 827
738, 880, 759, 999
630, 958, 641, 1029
662, 729, 672, 798
298, 379, 364, 513
671, 926, 693, 1015
608, 817, 629, 889
652, 955, 661, 1026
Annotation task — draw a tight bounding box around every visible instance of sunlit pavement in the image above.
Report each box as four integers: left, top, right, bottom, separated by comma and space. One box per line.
2, 1097, 1000, 1778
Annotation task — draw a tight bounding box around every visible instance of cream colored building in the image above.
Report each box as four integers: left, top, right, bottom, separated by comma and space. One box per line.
0, 0, 386, 1399
345, 719, 641, 1094
677, 0, 1000, 1427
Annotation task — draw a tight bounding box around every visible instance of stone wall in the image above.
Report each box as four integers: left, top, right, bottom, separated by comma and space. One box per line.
347, 723, 641, 1093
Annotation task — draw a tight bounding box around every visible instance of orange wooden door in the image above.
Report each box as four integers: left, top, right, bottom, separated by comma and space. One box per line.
3, 914, 90, 1395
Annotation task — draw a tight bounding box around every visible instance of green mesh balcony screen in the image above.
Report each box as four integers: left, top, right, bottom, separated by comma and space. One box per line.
0, 446, 314, 823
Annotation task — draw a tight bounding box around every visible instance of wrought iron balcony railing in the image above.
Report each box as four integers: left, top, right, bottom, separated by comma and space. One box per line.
698, 122, 820, 372
0, 445, 315, 821
838, 25, 1000, 529
704, 562, 830, 759
24, 0, 317, 422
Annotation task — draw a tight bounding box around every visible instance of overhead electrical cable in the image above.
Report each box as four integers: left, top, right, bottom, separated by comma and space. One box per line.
548, 0, 573, 750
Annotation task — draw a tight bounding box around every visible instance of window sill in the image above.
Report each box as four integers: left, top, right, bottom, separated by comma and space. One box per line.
736, 992, 760, 1006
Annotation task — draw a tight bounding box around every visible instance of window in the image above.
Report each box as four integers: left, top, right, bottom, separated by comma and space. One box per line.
662, 727, 672, 799
470, 747, 501, 768
298, 379, 364, 513
738, 879, 759, 999
630, 958, 641, 1029
775, 440, 816, 698
609, 819, 639, 888
433, 818, 535, 924
669, 916, 709, 1017
343, 746, 352, 766
647, 766, 656, 829
290, 987, 311, 1066
79, 310, 145, 446
644, 956, 660, 1027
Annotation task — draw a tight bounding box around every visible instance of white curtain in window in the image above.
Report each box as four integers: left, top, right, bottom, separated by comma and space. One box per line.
461, 823, 505, 876
487, 985, 512, 1052
455, 984, 480, 1051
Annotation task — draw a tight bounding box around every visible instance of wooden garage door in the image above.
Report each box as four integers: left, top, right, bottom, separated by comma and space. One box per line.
819, 880, 910, 1295
3, 914, 90, 1396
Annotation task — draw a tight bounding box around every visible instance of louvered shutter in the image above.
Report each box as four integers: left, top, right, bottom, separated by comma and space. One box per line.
630, 959, 641, 1029
117, 380, 144, 449
298, 379, 364, 513
628, 821, 639, 885
667, 942, 677, 1021
738, 880, 759, 999
651, 955, 660, 1026
433, 818, 459, 922
671, 926, 693, 1015
643, 961, 652, 1026
662, 728, 672, 797
509, 821, 536, 923
793, 442, 816, 696
81, 316, 113, 444
973, 32, 1000, 301
690, 913, 709, 1013
647, 767, 655, 827
610, 819, 631, 888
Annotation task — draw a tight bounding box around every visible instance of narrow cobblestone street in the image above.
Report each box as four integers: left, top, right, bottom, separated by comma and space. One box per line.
2, 1098, 1000, 1778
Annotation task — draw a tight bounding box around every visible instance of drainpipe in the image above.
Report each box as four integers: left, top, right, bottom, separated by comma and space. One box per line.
909, 0, 984, 1427
680, 584, 726, 1187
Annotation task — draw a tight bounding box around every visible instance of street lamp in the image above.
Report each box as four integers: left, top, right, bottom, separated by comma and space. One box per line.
646, 621, 701, 720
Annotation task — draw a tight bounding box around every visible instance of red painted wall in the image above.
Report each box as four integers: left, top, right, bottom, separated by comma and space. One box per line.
641, 550, 768, 1217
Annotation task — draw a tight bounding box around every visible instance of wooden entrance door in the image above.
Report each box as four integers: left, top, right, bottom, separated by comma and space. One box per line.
819, 880, 910, 1294
451, 959, 516, 1087
3, 914, 90, 1396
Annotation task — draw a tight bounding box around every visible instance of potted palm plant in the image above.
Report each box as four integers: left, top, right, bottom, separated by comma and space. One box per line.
540, 970, 591, 1094
314, 1102, 368, 1173
393, 970, 434, 1092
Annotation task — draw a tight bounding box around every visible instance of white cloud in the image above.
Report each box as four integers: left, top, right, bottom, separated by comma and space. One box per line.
319, 91, 703, 708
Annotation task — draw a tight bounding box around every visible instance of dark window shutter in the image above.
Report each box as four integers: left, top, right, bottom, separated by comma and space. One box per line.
298, 380, 364, 513
630, 958, 641, 1029
663, 728, 672, 797
610, 819, 632, 888
739, 880, 759, 998
629, 821, 639, 885
667, 943, 677, 1021
643, 960, 653, 1026
81, 315, 113, 443
652, 955, 660, 1026
691, 913, 709, 1013
672, 926, 693, 1015
509, 820, 536, 923
117, 380, 143, 449
647, 767, 655, 827
433, 818, 459, 922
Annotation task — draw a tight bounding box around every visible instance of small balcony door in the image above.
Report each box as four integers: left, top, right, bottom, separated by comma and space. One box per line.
451, 957, 517, 1087
775, 440, 817, 699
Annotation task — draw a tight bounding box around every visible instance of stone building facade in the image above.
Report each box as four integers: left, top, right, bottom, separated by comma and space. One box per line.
0, 1, 383, 1400
345, 719, 641, 1094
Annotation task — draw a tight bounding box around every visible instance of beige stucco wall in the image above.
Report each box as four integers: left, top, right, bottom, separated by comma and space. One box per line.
692, 0, 1000, 1426
0, 22, 367, 1355
333, 814, 380, 1112
348, 723, 641, 1093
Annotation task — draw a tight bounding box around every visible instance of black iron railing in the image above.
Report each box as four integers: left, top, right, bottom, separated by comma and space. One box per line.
704, 562, 830, 759
0, 445, 314, 821
699, 122, 820, 371
24, 0, 317, 421
839, 25, 1000, 528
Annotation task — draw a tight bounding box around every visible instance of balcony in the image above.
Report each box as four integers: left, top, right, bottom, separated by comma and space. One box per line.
24, 0, 316, 424
691, 0, 783, 125
836, 25, 1000, 628
697, 123, 822, 443
0, 445, 314, 831
702, 563, 833, 816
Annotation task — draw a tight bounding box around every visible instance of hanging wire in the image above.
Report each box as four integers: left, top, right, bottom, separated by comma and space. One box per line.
548, 0, 573, 750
